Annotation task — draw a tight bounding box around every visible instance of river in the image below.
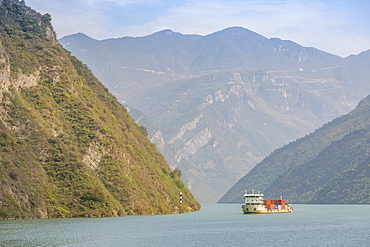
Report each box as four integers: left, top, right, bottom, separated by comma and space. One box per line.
1, 204, 369, 246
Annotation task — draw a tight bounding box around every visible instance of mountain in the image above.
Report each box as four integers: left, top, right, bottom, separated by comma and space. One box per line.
0, 0, 199, 219
219, 95, 370, 203
60, 27, 370, 202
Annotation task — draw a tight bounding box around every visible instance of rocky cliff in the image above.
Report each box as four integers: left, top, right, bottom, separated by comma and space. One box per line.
220, 94, 370, 203
60, 27, 370, 202
0, 0, 199, 219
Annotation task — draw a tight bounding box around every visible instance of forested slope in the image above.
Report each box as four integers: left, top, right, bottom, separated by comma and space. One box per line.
60, 26, 370, 202
220, 95, 370, 203
0, 0, 199, 219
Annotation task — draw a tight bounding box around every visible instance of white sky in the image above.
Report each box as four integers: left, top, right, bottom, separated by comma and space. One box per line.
25, 0, 370, 57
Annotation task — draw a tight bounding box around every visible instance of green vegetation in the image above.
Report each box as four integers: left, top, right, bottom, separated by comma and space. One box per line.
312, 157, 370, 203
220, 95, 370, 204
267, 129, 370, 203
60, 25, 370, 203
0, 0, 199, 219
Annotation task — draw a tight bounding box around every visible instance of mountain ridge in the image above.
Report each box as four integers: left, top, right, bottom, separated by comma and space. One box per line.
60, 26, 370, 202
0, 0, 199, 219
219, 94, 370, 203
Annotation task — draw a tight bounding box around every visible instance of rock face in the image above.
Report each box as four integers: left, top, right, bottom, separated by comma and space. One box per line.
0, 0, 199, 219
60, 27, 370, 202
220, 95, 370, 204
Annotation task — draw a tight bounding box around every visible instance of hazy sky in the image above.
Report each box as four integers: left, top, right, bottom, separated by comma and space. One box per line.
25, 0, 370, 57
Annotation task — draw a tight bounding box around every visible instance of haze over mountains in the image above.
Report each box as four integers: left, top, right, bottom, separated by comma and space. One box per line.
60, 27, 370, 202
220, 94, 370, 204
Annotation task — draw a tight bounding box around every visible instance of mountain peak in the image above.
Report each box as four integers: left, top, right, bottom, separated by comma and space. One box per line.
60, 32, 97, 43
59, 26, 370, 203
220, 26, 255, 33
151, 29, 180, 36
346, 49, 370, 64
208, 26, 266, 39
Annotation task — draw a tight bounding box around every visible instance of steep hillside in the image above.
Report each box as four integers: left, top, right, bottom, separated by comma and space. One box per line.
312, 156, 370, 203
0, 0, 199, 219
60, 27, 370, 202
219, 95, 370, 203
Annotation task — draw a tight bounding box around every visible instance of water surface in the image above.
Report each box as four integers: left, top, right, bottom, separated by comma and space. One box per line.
1, 204, 369, 246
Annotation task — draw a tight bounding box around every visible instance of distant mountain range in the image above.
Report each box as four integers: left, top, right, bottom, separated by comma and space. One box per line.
60, 27, 370, 202
220, 94, 370, 203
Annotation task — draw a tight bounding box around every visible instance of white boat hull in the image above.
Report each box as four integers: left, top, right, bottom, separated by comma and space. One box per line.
242, 204, 293, 214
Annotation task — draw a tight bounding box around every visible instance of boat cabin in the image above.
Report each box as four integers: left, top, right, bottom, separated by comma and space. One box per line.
243, 191, 264, 205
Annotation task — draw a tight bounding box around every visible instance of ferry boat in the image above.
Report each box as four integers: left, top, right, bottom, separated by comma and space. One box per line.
241, 190, 293, 214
